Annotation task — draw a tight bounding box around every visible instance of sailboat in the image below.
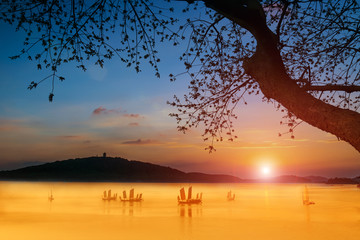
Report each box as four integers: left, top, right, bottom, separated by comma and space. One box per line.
177, 186, 202, 204
102, 189, 117, 201
120, 188, 143, 202
227, 190, 235, 201
302, 185, 315, 205
48, 190, 54, 201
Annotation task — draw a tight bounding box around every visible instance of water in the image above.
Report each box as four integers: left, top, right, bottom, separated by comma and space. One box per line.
0, 182, 359, 240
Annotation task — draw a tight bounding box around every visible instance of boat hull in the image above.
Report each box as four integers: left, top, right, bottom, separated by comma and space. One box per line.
178, 199, 202, 205
102, 197, 117, 201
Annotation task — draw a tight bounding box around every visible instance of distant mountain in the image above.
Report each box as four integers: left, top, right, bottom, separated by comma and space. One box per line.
0, 156, 354, 184
327, 177, 360, 184
0, 156, 242, 183
253, 175, 328, 183
270, 175, 313, 183
305, 175, 329, 183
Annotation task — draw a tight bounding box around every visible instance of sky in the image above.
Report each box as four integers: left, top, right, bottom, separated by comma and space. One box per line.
0, 5, 359, 179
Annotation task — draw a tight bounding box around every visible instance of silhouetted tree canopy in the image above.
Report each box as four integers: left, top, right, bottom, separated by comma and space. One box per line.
1, 0, 360, 152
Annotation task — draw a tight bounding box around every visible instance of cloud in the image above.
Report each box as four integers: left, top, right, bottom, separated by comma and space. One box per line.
92, 107, 144, 119
56, 135, 82, 139
128, 122, 139, 127
123, 113, 141, 118
122, 139, 157, 145
92, 106, 121, 115
316, 139, 343, 144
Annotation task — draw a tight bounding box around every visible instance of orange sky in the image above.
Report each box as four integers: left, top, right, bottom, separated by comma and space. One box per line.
0, 92, 358, 178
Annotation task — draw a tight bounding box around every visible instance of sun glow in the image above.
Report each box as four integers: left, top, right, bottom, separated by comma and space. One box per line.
262, 166, 270, 175
260, 165, 272, 178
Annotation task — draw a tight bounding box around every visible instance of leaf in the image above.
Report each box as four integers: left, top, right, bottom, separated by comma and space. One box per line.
48, 93, 54, 102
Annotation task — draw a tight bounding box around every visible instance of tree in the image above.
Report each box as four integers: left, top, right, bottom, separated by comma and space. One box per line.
1, 0, 359, 152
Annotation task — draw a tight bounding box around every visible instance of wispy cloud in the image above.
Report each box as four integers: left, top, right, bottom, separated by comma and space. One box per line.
123, 113, 141, 118
56, 135, 83, 139
122, 139, 157, 145
92, 106, 121, 115
316, 139, 343, 144
128, 122, 139, 127
92, 107, 144, 119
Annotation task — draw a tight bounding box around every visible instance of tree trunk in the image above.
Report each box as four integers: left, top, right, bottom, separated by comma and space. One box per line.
202, 0, 360, 152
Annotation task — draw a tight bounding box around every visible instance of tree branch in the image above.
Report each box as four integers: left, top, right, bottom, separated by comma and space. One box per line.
276, 1, 290, 40
301, 84, 360, 93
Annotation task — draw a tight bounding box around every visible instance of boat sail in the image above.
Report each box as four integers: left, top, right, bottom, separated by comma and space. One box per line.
178, 186, 202, 204
302, 185, 315, 205
120, 188, 143, 202
227, 190, 235, 201
102, 189, 117, 201
48, 190, 54, 201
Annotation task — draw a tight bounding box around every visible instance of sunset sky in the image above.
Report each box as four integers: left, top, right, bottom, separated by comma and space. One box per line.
0, 15, 359, 179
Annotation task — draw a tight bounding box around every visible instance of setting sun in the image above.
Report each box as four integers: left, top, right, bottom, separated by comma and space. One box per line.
260, 165, 271, 177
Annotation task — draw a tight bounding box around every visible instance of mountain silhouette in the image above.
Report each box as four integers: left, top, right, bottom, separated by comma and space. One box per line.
1, 156, 356, 183
0, 156, 242, 183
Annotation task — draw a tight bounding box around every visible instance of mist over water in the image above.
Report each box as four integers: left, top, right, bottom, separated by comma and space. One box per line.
0, 182, 359, 240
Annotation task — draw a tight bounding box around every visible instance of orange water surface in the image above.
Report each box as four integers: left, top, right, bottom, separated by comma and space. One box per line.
0, 182, 359, 240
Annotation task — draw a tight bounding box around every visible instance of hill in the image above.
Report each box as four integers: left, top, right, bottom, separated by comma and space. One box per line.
247, 175, 328, 183
327, 177, 360, 184
1, 156, 354, 184
0, 156, 242, 183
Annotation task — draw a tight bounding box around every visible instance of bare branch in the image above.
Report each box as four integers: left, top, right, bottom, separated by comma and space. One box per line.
302, 84, 360, 93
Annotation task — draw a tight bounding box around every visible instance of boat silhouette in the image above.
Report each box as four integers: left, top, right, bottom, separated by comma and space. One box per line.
178, 186, 202, 204
302, 185, 315, 205
102, 189, 117, 201
120, 188, 143, 202
48, 190, 54, 201
227, 190, 235, 201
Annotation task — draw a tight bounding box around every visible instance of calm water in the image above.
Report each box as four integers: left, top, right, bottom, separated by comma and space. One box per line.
0, 182, 359, 240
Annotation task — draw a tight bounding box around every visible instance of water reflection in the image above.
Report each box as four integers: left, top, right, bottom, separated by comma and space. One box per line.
178, 204, 202, 218
178, 204, 202, 239
121, 201, 142, 216
263, 185, 269, 206
304, 205, 311, 222
101, 199, 142, 216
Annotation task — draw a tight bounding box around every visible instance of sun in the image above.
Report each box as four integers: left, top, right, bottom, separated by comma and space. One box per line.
261, 166, 271, 177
